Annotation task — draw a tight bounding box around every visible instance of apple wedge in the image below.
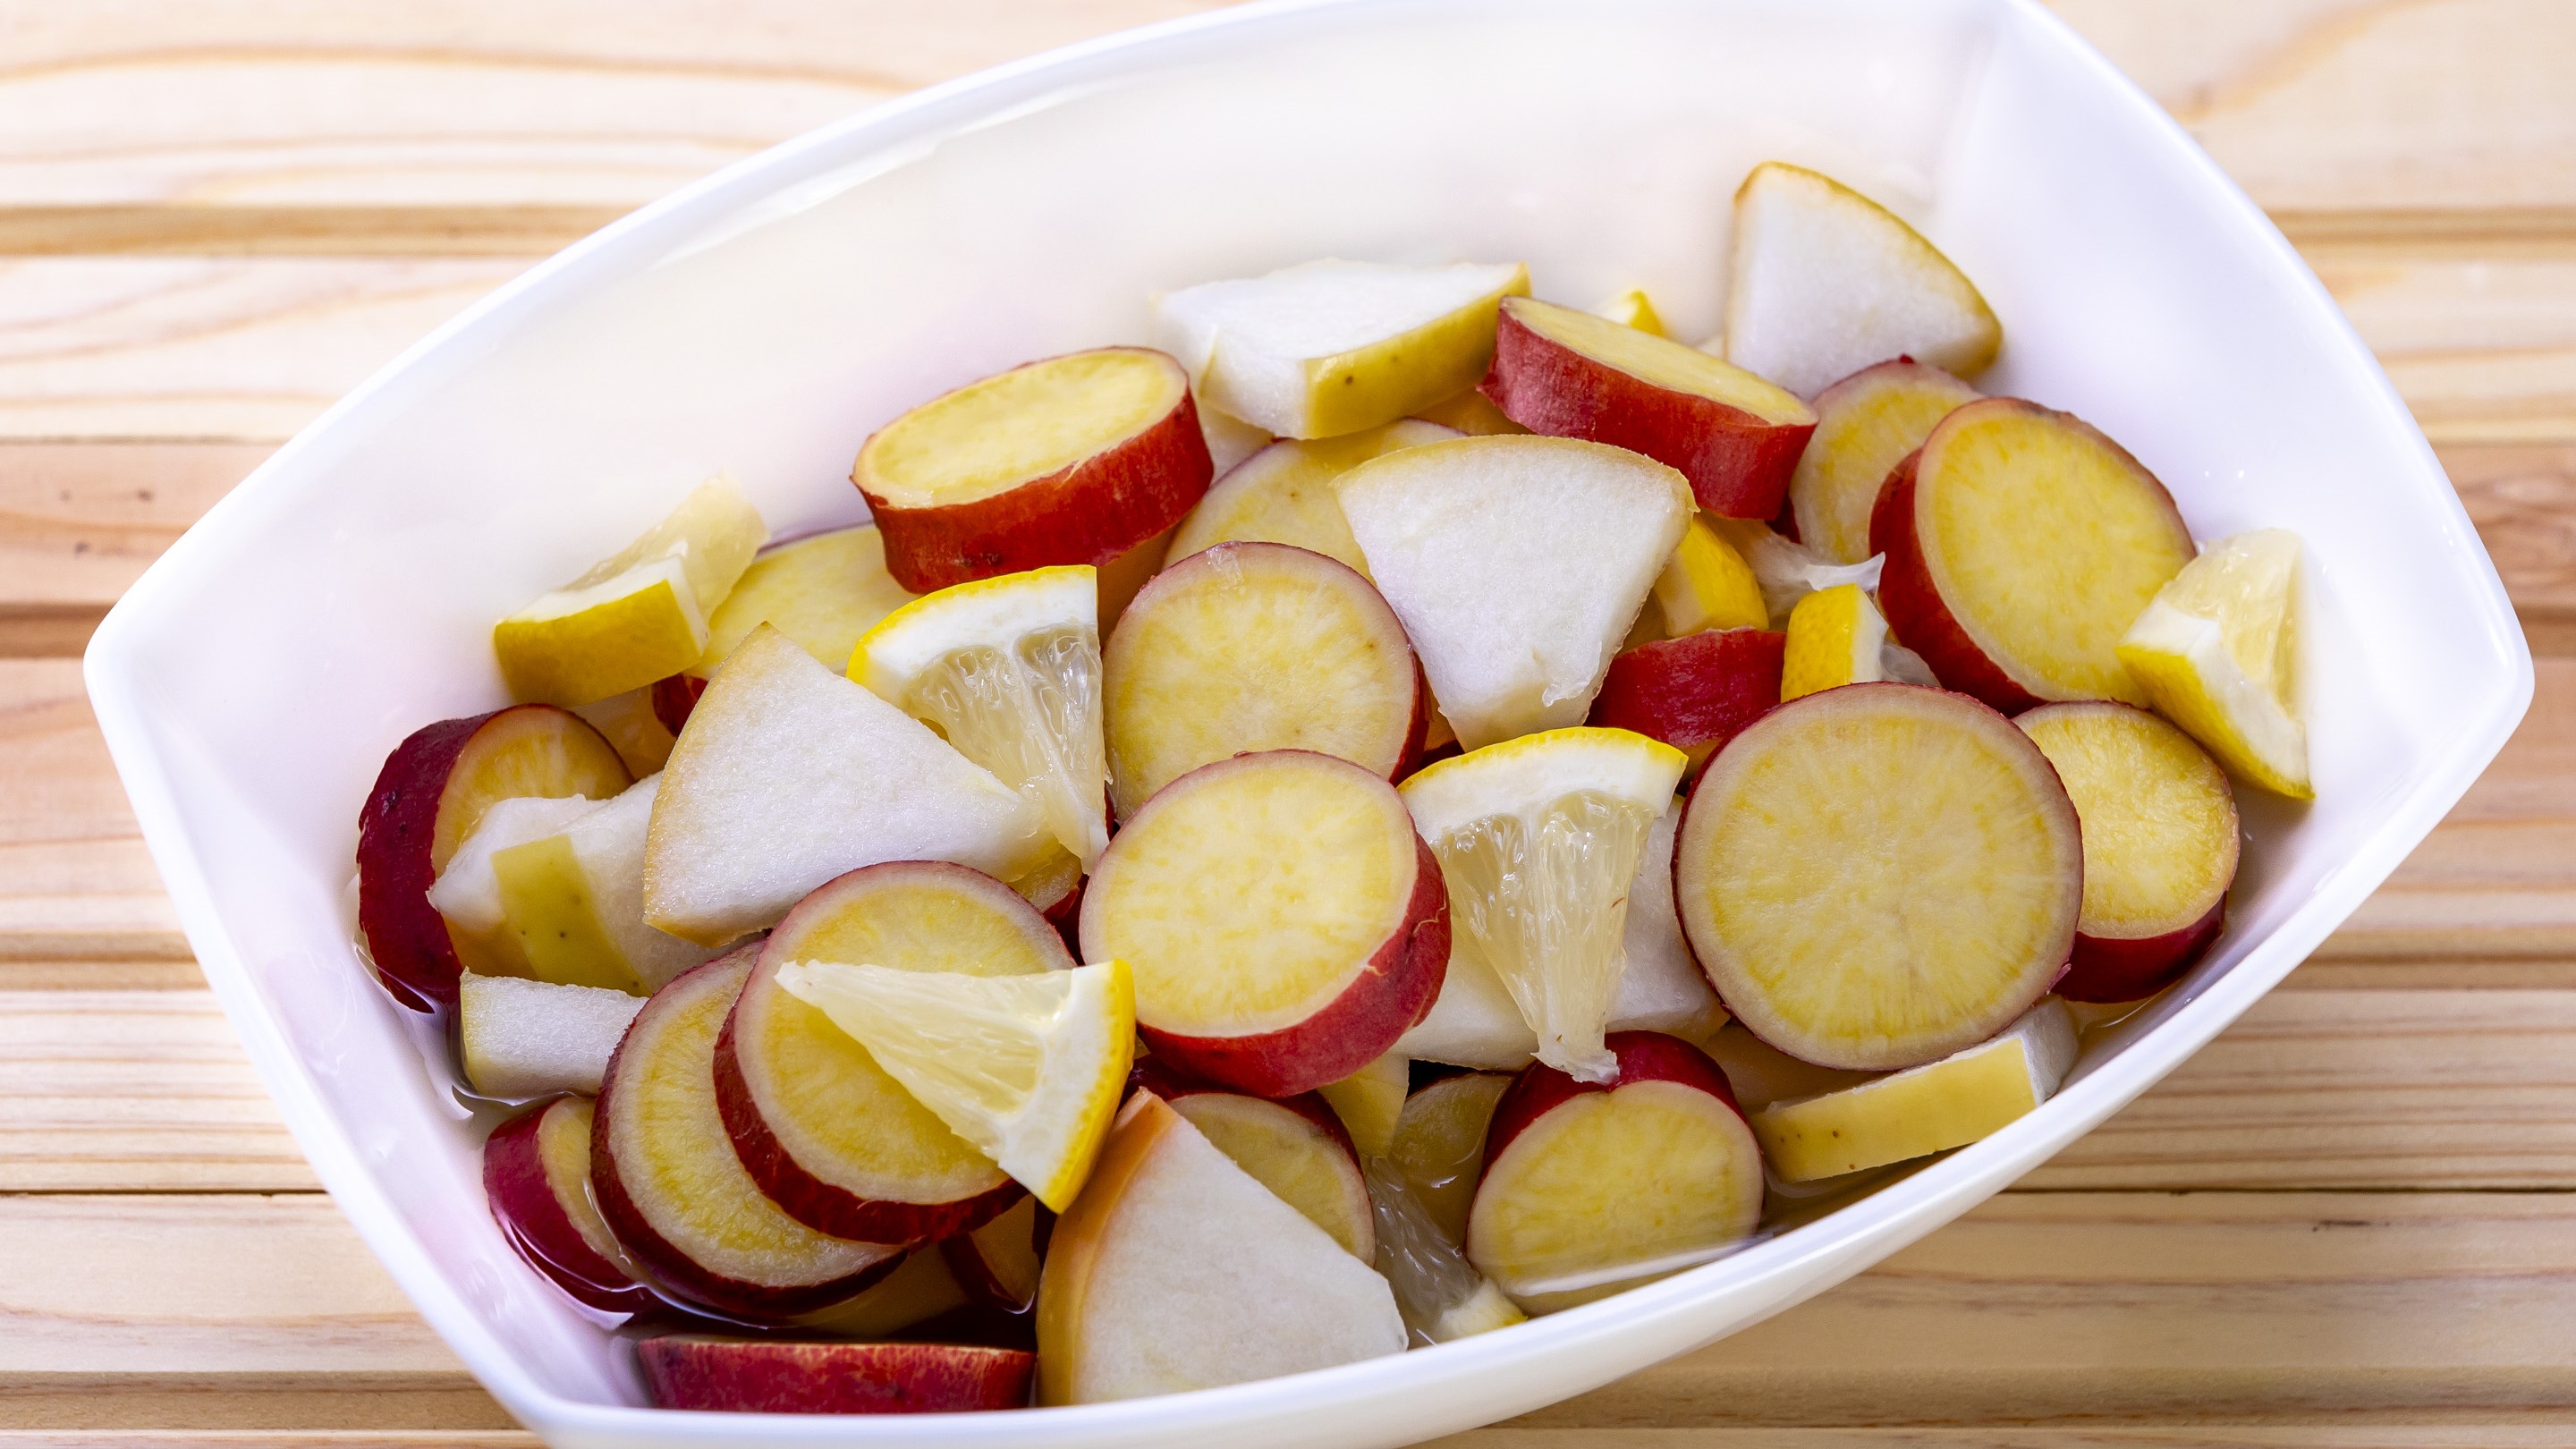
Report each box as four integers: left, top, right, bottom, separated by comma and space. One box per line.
483, 1096, 654, 1313
942, 1194, 1050, 1315
1336, 436, 1692, 750
494, 475, 767, 708
1723, 162, 2002, 399
1870, 398, 2195, 713
1163, 419, 1461, 576
1752, 998, 2080, 1182
642, 625, 1048, 945
717, 860, 1071, 1243
1136, 1062, 1375, 1260
1397, 798, 1723, 1070
1467, 1031, 1764, 1310
1080, 750, 1447, 1097
457, 973, 643, 1099
1788, 359, 1981, 564
1481, 295, 1818, 519
1317, 1051, 1410, 1160
1677, 683, 2081, 1071
1103, 542, 1424, 819
488, 775, 726, 993
592, 948, 901, 1318
1038, 1091, 1405, 1405
1586, 628, 1786, 772
656, 523, 919, 733
358, 705, 632, 1009
852, 347, 1214, 593
425, 793, 601, 976
1155, 258, 1530, 438
2020, 702, 2239, 1002
1388, 1071, 1513, 1245
638, 1336, 1034, 1414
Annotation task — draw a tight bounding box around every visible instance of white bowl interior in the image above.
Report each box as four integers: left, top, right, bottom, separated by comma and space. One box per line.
85, 0, 2529, 1445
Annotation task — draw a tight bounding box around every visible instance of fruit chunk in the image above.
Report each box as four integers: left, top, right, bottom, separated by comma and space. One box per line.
1163, 419, 1460, 576
457, 973, 643, 1099
483, 1096, 653, 1312
1199, 405, 1275, 475
943, 1195, 1049, 1314
1155, 258, 1530, 438
1587, 628, 1786, 771
790, 1246, 970, 1335
2117, 528, 2310, 798
1723, 162, 2002, 399
1103, 542, 1423, 819
1363, 1155, 1526, 1344
1653, 514, 1768, 637
1752, 998, 2080, 1181
1779, 583, 1888, 700
2020, 702, 2240, 1001
854, 564, 1108, 868
1412, 388, 1530, 436
1318, 1052, 1409, 1159
777, 959, 1135, 1213
425, 793, 600, 972
572, 688, 677, 775
1676, 683, 2080, 1071
1871, 398, 2194, 713
1789, 358, 1981, 564
592, 949, 900, 1318
1037, 1090, 1405, 1404
1467, 1032, 1763, 1309
493, 476, 767, 707
1592, 288, 1667, 335
1398, 796, 1722, 1069
1138, 1069, 1375, 1260
638, 1336, 1034, 1414
643, 625, 1047, 945
1401, 729, 1686, 1083
1337, 436, 1692, 749
716, 860, 1068, 1242
1388, 1071, 1513, 1244
1080, 750, 1448, 1097
358, 705, 632, 1010
852, 347, 1214, 594
494, 775, 725, 992
1481, 295, 1817, 518
685, 523, 918, 691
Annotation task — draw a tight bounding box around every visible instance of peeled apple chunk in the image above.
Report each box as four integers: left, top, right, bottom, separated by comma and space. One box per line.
716, 860, 1071, 1243
638, 1336, 1036, 1415
853, 565, 1108, 869
2020, 702, 2241, 1002
1871, 397, 2195, 713
1154, 258, 1530, 439
1466, 1031, 1764, 1310
1480, 295, 1818, 519
426, 795, 600, 942
2117, 528, 2310, 798
493, 475, 767, 708
457, 972, 643, 1099
487, 774, 724, 993
852, 347, 1215, 594
1079, 750, 1450, 1097
1337, 436, 1692, 750
1722, 162, 2002, 399
1163, 419, 1460, 576
1136, 1062, 1375, 1260
1400, 728, 1687, 1083
1751, 997, 2080, 1182
483, 1096, 654, 1312
1789, 358, 1981, 564
1675, 683, 2081, 1071
1779, 582, 1888, 700
1399, 798, 1722, 1070
686, 523, 917, 686
776, 958, 1135, 1213
1037, 1091, 1405, 1405
358, 704, 632, 1009
642, 625, 1048, 945
1102, 541, 1424, 819
591, 949, 902, 1319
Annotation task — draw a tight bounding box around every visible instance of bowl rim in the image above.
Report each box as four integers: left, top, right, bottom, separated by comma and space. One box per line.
81, 0, 2536, 1440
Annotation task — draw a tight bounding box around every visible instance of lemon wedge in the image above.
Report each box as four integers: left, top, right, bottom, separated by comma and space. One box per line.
1591, 289, 1668, 337
2116, 529, 2309, 798
1400, 727, 1687, 1083
853, 565, 1109, 869
494, 476, 767, 707
1652, 514, 1768, 639
1780, 582, 1888, 700
775, 958, 1135, 1212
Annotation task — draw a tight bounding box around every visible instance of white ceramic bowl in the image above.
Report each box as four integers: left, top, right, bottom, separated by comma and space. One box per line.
86, 0, 2530, 1444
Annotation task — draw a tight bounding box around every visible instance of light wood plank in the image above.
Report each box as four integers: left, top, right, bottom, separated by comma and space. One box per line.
0, 660, 182, 962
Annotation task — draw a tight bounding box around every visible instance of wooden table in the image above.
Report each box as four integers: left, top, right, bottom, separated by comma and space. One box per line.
3, 3, 2571, 1444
